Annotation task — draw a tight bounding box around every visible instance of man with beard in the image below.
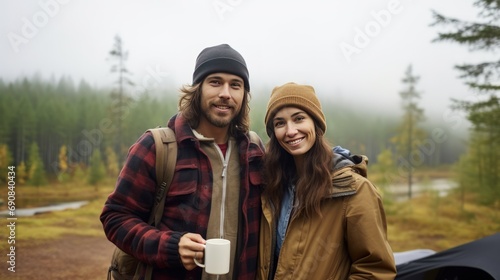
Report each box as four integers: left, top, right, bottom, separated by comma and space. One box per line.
100, 44, 265, 280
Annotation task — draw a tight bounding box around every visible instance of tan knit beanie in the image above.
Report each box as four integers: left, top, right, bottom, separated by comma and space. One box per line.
264, 82, 326, 136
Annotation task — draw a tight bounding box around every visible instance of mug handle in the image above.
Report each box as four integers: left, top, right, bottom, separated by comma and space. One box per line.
193, 256, 205, 268
193, 245, 206, 268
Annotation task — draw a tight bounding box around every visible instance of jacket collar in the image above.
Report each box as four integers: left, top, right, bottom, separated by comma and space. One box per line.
328, 154, 369, 198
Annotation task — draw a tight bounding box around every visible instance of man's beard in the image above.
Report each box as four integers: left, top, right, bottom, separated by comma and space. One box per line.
203, 110, 233, 128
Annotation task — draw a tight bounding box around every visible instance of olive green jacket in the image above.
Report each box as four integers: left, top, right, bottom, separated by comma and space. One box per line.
257, 155, 397, 280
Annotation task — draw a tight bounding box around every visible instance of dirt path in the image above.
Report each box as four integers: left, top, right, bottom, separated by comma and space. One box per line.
1, 235, 115, 280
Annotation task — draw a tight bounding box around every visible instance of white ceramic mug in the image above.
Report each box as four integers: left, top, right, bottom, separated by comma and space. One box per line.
193, 238, 230, 275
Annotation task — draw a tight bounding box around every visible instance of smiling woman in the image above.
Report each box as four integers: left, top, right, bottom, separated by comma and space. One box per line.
271, 107, 316, 158
266, 83, 324, 160
258, 82, 396, 280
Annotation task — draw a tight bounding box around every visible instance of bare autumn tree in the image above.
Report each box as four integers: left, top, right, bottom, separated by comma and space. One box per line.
431, 0, 500, 205
108, 35, 134, 166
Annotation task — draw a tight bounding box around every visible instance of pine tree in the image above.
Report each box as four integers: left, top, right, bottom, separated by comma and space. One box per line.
0, 144, 13, 183
88, 149, 105, 187
17, 161, 27, 185
105, 146, 119, 177
72, 163, 87, 183
391, 65, 427, 199
27, 142, 47, 186
432, 1, 500, 92
432, 0, 500, 204
108, 35, 134, 167
374, 148, 396, 187
57, 145, 69, 183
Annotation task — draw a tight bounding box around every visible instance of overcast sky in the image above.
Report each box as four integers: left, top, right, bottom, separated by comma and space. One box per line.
1, 0, 493, 122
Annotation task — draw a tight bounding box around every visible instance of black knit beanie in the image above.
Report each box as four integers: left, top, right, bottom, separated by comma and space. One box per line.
192, 44, 250, 91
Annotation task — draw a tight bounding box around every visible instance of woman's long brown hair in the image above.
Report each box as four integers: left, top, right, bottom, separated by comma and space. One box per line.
263, 120, 333, 220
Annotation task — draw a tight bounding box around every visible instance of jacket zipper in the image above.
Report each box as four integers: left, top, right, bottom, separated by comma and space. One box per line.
214, 142, 232, 280
216, 141, 232, 239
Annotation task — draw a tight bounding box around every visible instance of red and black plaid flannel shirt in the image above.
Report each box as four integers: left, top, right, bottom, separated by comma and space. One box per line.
100, 113, 264, 280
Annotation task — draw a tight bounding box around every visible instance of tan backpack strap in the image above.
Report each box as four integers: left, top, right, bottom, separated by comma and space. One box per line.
151, 127, 177, 225
138, 126, 177, 280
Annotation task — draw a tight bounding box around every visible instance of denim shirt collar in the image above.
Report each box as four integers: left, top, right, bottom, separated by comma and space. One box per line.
275, 181, 295, 258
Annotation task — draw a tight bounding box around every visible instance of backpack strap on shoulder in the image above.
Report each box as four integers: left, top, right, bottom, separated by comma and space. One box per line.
147, 126, 177, 226
138, 126, 177, 280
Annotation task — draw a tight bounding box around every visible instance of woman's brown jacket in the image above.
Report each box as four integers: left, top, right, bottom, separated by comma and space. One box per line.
257, 155, 397, 280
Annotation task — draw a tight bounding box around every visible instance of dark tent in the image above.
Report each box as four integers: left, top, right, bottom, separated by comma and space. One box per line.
396, 233, 500, 280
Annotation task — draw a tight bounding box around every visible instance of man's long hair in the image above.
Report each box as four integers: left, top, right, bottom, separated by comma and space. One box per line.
178, 82, 251, 137
263, 122, 333, 220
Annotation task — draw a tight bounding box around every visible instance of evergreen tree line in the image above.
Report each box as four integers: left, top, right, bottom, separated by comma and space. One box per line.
0, 76, 177, 185
0, 75, 470, 187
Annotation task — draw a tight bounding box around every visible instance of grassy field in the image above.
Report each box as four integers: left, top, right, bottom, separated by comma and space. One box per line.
386, 192, 500, 251
380, 166, 500, 251
0, 179, 114, 252
1, 174, 499, 254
